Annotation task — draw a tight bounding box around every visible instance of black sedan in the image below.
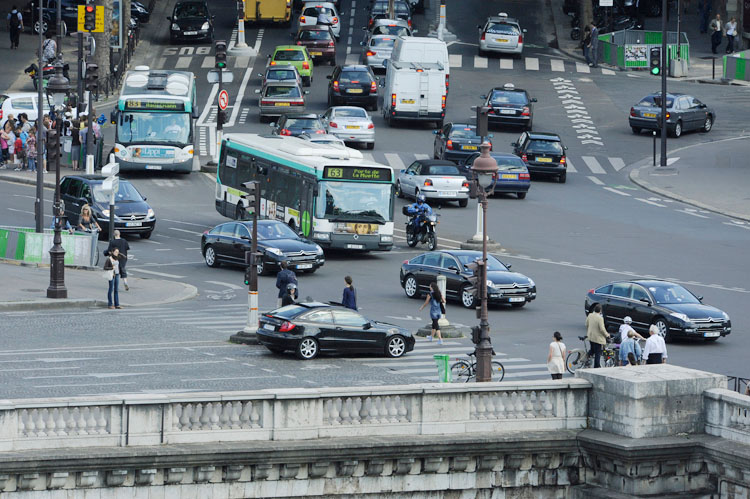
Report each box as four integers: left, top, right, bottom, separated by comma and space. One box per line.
461, 152, 530, 199
400, 250, 536, 308
629, 92, 714, 138
168, 0, 214, 44
258, 302, 415, 359
511, 131, 568, 183
481, 83, 536, 130
433, 123, 488, 162
201, 220, 325, 274
271, 113, 326, 137
584, 280, 731, 342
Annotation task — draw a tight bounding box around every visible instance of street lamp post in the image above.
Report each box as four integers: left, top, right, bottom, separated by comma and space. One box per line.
46, 61, 71, 299
470, 142, 498, 382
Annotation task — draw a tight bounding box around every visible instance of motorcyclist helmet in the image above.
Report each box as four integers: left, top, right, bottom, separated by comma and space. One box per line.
417, 194, 426, 204
624, 316, 632, 324
287, 283, 297, 291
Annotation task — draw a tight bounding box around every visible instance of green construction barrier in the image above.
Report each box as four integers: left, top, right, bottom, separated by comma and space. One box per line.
724, 50, 750, 82
0, 226, 98, 267
434, 354, 452, 383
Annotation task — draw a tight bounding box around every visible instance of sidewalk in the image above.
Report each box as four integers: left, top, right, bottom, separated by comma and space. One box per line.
0, 261, 198, 311
0, 167, 57, 189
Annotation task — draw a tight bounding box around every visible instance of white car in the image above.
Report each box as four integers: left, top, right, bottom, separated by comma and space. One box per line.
478, 13, 526, 57
396, 159, 470, 207
320, 106, 375, 149
299, 2, 341, 39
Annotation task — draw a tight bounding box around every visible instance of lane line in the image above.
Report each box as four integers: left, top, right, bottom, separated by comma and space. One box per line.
384, 153, 406, 171
635, 198, 667, 207
201, 56, 213, 69
581, 156, 606, 174
565, 158, 577, 173
227, 68, 253, 127
603, 187, 630, 196
168, 227, 204, 236
587, 175, 604, 185
205, 281, 244, 290
128, 268, 186, 279
162, 219, 210, 227
449, 54, 462, 67
608, 157, 626, 171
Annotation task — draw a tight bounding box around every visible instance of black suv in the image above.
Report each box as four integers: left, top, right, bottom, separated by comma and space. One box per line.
511, 132, 568, 183
60, 175, 156, 239
481, 84, 536, 130
168, 0, 214, 43
271, 113, 326, 137
327, 65, 378, 110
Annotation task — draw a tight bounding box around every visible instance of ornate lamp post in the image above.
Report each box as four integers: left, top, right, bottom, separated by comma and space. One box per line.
46, 61, 70, 299
470, 142, 498, 382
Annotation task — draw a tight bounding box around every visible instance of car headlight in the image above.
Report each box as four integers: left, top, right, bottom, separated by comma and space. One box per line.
147, 208, 155, 219
670, 312, 690, 322
721, 311, 730, 320
527, 278, 535, 287
201, 22, 210, 31
315, 245, 324, 255
171, 23, 180, 31
101, 209, 110, 217
313, 232, 330, 241
486, 280, 494, 288
266, 247, 283, 256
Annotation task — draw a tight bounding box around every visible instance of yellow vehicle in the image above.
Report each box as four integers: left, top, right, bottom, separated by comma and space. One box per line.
244, 0, 292, 24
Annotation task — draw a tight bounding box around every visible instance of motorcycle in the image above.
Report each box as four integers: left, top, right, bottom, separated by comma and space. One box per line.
24, 62, 70, 90
403, 206, 438, 251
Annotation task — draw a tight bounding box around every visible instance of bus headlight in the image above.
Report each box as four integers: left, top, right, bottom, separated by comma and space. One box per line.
178, 146, 194, 161
116, 144, 129, 159
380, 235, 393, 242
313, 232, 330, 241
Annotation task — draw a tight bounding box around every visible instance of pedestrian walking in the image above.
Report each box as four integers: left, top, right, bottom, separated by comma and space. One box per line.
619, 330, 642, 366
26, 126, 37, 172
103, 247, 121, 309
698, 0, 710, 33
585, 304, 610, 368
342, 275, 357, 310
105, 230, 130, 290
275, 261, 298, 307
281, 283, 298, 307
70, 119, 81, 171
725, 17, 737, 53
643, 325, 668, 364
419, 282, 445, 344
547, 331, 566, 380
582, 26, 592, 63
589, 23, 599, 68
710, 14, 723, 54
7, 5, 23, 50
0, 123, 11, 167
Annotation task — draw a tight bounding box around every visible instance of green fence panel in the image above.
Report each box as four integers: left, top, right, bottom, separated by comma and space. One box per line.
644, 32, 662, 44
618, 46, 625, 67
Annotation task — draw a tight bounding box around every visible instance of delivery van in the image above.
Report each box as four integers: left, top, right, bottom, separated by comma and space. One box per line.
391, 37, 450, 91
382, 61, 446, 128
245, 0, 291, 24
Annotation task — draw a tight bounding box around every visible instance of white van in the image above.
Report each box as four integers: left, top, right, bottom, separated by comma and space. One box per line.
382, 61, 446, 128
391, 37, 450, 92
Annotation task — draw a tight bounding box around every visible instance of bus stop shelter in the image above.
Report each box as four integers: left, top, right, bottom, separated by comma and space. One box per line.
599, 30, 689, 73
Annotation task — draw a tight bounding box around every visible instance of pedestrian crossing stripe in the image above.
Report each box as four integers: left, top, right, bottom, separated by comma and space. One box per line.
550, 59, 565, 72
525, 57, 539, 71
474, 56, 488, 69
499, 58, 513, 70
575, 62, 590, 73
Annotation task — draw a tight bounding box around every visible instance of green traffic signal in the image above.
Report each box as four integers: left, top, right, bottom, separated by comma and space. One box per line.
651, 67, 660, 75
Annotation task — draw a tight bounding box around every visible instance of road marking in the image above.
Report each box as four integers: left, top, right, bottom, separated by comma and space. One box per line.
26, 372, 157, 380
168, 227, 204, 236
414, 153, 429, 160
601, 67, 616, 75
155, 248, 172, 251
635, 198, 667, 207
175, 56, 192, 69
201, 56, 213, 68
163, 218, 209, 228
499, 58, 513, 69
581, 156, 606, 174
128, 268, 186, 279
525, 57, 539, 70
666, 157, 680, 166
384, 153, 406, 170
474, 56, 488, 69
129, 361, 226, 367
550, 59, 565, 72
0, 367, 80, 372
7, 207, 35, 215
449, 54, 462, 67
677, 208, 709, 218
34, 382, 137, 388
603, 186, 630, 196
205, 280, 244, 290
227, 68, 253, 127
587, 175, 604, 185
608, 157, 626, 171
180, 376, 282, 381
575, 62, 590, 73
345, 54, 358, 65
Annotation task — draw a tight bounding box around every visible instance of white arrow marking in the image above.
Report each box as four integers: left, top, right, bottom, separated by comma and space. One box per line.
581, 140, 605, 145
385, 315, 422, 321
572, 124, 597, 130
666, 157, 680, 165
563, 103, 586, 109
549, 77, 571, 82
571, 118, 593, 123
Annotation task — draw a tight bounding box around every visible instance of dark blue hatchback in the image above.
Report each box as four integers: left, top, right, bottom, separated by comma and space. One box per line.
461, 152, 530, 199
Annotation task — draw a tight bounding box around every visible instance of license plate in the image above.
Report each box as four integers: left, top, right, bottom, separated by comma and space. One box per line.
347, 244, 364, 249
500, 109, 516, 115
145, 165, 162, 170
509, 297, 525, 303
703, 331, 720, 338
125, 222, 142, 227
311, 51, 322, 56
263, 323, 275, 330
401, 99, 415, 104
296, 263, 313, 269
643, 112, 657, 118
438, 191, 456, 197
345, 125, 359, 129
347, 88, 364, 94
184, 31, 197, 35
501, 173, 518, 179
495, 38, 509, 43
275, 102, 291, 106
537, 157, 552, 163
462, 145, 477, 151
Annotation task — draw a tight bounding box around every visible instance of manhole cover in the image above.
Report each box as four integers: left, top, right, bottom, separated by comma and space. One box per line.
22, 289, 45, 292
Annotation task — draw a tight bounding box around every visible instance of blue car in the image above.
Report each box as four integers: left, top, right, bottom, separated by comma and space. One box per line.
461, 152, 530, 199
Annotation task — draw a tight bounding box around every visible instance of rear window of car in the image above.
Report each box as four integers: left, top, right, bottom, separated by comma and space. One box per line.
449, 127, 478, 139
268, 69, 297, 80
303, 6, 334, 16
486, 22, 520, 35
373, 26, 409, 36
490, 91, 528, 106
272, 305, 308, 319
334, 108, 367, 118
528, 139, 563, 154
409, 254, 425, 265
595, 284, 612, 295
372, 3, 409, 14
427, 165, 460, 175
370, 37, 395, 47
299, 29, 332, 40
274, 50, 305, 62
264, 86, 301, 98
286, 118, 323, 129
639, 95, 674, 108
495, 157, 527, 171
340, 71, 372, 83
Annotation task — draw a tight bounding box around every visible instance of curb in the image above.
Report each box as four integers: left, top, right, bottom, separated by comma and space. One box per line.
0, 258, 96, 271
0, 299, 103, 312
145, 281, 200, 307
0, 172, 56, 189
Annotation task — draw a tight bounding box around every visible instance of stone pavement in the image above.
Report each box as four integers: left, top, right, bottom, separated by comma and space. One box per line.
0, 260, 198, 311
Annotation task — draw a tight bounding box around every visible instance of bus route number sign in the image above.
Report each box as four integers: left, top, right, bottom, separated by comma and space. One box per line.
323, 166, 391, 182
124, 100, 184, 111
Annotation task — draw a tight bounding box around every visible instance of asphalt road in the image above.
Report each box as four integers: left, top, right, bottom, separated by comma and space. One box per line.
1, 0, 749, 398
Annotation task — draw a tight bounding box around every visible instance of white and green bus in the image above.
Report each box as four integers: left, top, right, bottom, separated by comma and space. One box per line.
111, 67, 198, 173
215, 134, 395, 251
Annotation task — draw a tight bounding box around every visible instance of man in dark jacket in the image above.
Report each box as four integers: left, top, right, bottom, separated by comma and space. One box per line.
275, 261, 297, 307
105, 230, 130, 290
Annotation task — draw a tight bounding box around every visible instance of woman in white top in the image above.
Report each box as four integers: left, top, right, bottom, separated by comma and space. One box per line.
725, 17, 737, 54
547, 331, 566, 380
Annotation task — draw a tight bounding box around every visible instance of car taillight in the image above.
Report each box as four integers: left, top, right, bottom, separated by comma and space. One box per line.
408, 19, 412, 27
370, 81, 377, 93
560, 156, 566, 164
367, 123, 374, 129
462, 180, 469, 188
270, 61, 277, 65
366, 50, 376, 57
300, 15, 306, 23
630, 107, 636, 117
518, 34, 523, 43
261, 100, 273, 105
297, 41, 302, 45
519, 173, 530, 180
480, 32, 486, 41
489, 143, 493, 150
402, 260, 409, 264
292, 100, 304, 106
588, 289, 595, 295
445, 73, 449, 89
303, 61, 310, 69
666, 112, 671, 119
280, 129, 292, 136
279, 321, 296, 332
521, 153, 528, 162
446, 139, 453, 150
329, 121, 338, 128
0, 110, 3, 119
369, 18, 374, 27
441, 95, 446, 109
391, 93, 396, 107
351, 80, 360, 84
328, 41, 335, 47
424, 179, 433, 186
521, 106, 530, 116
315, 129, 325, 134
333, 80, 339, 92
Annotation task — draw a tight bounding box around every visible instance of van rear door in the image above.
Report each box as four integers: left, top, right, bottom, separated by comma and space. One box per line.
424, 69, 445, 114
393, 70, 419, 113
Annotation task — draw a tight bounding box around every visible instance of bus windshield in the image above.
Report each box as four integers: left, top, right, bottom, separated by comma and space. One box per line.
117, 112, 191, 145
316, 181, 392, 224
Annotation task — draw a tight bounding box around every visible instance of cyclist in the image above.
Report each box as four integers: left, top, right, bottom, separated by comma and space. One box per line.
406, 194, 433, 239
617, 316, 645, 344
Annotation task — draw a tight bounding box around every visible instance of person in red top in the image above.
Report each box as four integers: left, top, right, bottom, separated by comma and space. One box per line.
13, 131, 23, 171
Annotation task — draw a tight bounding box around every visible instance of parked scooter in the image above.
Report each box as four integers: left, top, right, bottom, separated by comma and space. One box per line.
24, 62, 70, 90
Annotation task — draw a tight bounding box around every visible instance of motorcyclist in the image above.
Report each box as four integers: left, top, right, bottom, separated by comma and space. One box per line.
406, 194, 433, 238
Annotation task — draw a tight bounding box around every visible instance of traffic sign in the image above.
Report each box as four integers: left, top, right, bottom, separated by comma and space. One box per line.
77, 5, 105, 33
207, 69, 234, 84
218, 90, 229, 111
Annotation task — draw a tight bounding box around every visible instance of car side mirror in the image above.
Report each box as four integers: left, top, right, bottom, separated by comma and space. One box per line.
448, 265, 459, 273
564, 146, 568, 150
166, 16, 172, 21
523, 28, 528, 33
142, 196, 147, 201
413, 29, 418, 34
432, 130, 438, 134
506, 264, 511, 269
480, 95, 487, 99
304, 90, 310, 94
639, 298, 652, 306
254, 89, 261, 94
257, 73, 263, 77
269, 122, 276, 127
326, 74, 332, 79
488, 133, 494, 138
697, 295, 704, 301
363, 322, 372, 330
511, 142, 518, 147
399, 168, 405, 173
477, 25, 482, 29
531, 97, 538, 102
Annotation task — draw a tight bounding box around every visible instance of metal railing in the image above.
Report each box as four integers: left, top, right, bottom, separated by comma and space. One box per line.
727, 376, 750, 395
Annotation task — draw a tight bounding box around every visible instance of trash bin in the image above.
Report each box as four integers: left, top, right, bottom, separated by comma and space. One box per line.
433, 354, 451, 383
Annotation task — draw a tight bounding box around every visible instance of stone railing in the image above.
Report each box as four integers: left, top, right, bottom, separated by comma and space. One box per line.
0, 381, 590, 451
704, 388, 750, 445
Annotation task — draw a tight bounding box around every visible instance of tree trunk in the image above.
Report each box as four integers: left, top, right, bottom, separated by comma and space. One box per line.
92, 0, 113, 95
581, 0, 594, 31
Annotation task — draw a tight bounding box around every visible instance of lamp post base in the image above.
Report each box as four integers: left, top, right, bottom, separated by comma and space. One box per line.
229, 330, 259, 345
460, 238, 502, 252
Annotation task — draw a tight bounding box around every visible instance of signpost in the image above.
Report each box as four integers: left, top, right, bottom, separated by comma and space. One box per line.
100, 154, 119, 242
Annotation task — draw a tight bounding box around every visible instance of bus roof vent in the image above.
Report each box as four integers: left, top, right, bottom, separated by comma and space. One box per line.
134, 65, 150, 71
166, 73, 191, 95
278, 141, 363, 160
124, 72, 149, 88
146, 71, 169, 90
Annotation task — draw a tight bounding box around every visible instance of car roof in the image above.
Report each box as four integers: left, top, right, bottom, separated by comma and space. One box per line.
2, 93, 39, 99
491, 87, 528, 93
487, 15, 520, 25
264, 80, 301, 87
273, 45, 306, 52
449, 123, 476, 129
331, 105, 368, 111
267, 64, 299, 72
527, 132, 561, 140
340, 65, 370, 71
298, 25, 332, 31
371, 18, 409, 26
282, 113, 320, 119
301, 1, 336, 7
413, 159, 457, 166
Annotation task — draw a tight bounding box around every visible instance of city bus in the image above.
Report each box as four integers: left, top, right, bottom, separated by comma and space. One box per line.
215, 134, 394, 251
111, 67, 198, 173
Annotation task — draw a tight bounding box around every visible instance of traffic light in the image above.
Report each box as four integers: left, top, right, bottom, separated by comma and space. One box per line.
649, 47, 661, 75
244, 266, 252, 286
84, 2, 96, 32
241, 180, 259, 208
46, 129, 59, 157
217, 110, 227, 127
85, 63, 98, 91
214, 40, 227, 69
83, 34, 95, 58
471, 326, 481, 345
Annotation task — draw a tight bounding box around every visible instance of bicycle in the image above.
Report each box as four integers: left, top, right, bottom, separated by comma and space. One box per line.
450, 351, 505, 382
566, 336, 618, 374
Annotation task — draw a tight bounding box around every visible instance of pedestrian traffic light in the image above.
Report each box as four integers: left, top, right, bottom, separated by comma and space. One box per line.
649, 47, 661, 75
214, 40, 227, 69
471, 326, 481, 345
217, 110, 227, 127
244, 266, 252, 286
241, 180, 259, 204
465, 259, 484, 300
84, 2, 96, 32
85, 62, 98, 91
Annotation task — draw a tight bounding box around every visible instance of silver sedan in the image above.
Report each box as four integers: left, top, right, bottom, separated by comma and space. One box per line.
361, 35, 396, 71
320, 106, 375, 149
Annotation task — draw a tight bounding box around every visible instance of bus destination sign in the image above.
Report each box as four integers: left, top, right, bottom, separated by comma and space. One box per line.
323, 166, 392, 182
124, 99, 185, 112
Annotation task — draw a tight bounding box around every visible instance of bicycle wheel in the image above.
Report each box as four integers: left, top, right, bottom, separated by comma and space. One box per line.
450, 360, 473, 383
604, 355, 617, 368
491, 361, 505, 382
566, 349, 588, 374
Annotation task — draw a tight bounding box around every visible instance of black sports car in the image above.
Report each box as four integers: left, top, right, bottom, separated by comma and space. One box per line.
400, 250, 536, 309
628, 92, 715, 138
585, 280, 731, 342
511, 131, 568, 183
201, 220, 324, 274
271, 113, 326, 137
257, 302, 415, 359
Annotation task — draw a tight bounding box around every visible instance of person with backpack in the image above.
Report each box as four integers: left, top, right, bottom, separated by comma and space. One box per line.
7, 6, 23, 50
419, 281, 445, 345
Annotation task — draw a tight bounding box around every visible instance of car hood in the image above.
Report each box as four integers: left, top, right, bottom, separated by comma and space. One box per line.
174, 18, 209, 28
486, 270, 533, 286
93, 200, 150, 217
371, 320, 410, 334
259, 238, 319, 253
665, 302, 727, 320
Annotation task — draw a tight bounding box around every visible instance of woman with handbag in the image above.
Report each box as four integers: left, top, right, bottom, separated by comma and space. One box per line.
547, 331, 566, 380
419, 281, 445, 345
103, 248, 121, 309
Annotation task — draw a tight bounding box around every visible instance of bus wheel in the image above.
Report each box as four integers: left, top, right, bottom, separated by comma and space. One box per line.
236, 204, 246, 220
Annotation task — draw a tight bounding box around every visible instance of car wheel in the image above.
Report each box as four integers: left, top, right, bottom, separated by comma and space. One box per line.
139, 231, 152, 239
303, 76, 311, 87
652, 318, 671, 342
461, 285, 476, 309
296, 337, 319, 360
267, 347, 285, 354
511, 301, 526, 308
558, 172, 567, 183
385, 335, 407, 358
458, 198, 468, 207
403, 275, 419, 298
366, 141, 374, 150
671, 121, 682, 138
517, 192, 527, 199
204, 245, 219, 268
701, 115, 713, 133
396, 181, 404, 198
257, 258, 267, 276
34, 20, 49, 35
478, 48, 486, 57
631, 126, 641, 135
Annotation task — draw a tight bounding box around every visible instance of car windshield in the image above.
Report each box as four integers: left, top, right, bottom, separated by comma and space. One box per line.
274, 50, 305, 62
455, 254, 509, 272
116, 112, 191, 145
639, 95, 675, 108
647, 283, 700, 305
373, 26, 409, 36
316, 180, 392, 223
286, 118, 323, 129
449, 126, 478, 139
334, 108, 367, 118
267, 69, 298, 81
528, 139, 563, 154
299, 29, 331, 40
92, 181, 142, 203
264, 85, 301, 98
490, 91, 528, 105
174, 3, 207, 18
493, 156, 527, 171
486, 22, 520, 35
426, 165, 461, 175
250, 222, 299, 240
370, 37, 395, 47
340, 71, 371, 83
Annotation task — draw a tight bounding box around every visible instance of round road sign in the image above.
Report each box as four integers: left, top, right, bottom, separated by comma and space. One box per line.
218, 90, 229, 111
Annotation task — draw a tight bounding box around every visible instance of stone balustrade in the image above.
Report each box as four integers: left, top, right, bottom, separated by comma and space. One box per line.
704, 387, 750, 445
0, 380, 590, 451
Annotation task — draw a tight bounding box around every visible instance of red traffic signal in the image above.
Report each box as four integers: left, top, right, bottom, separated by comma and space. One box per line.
84, 2, 97, 31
